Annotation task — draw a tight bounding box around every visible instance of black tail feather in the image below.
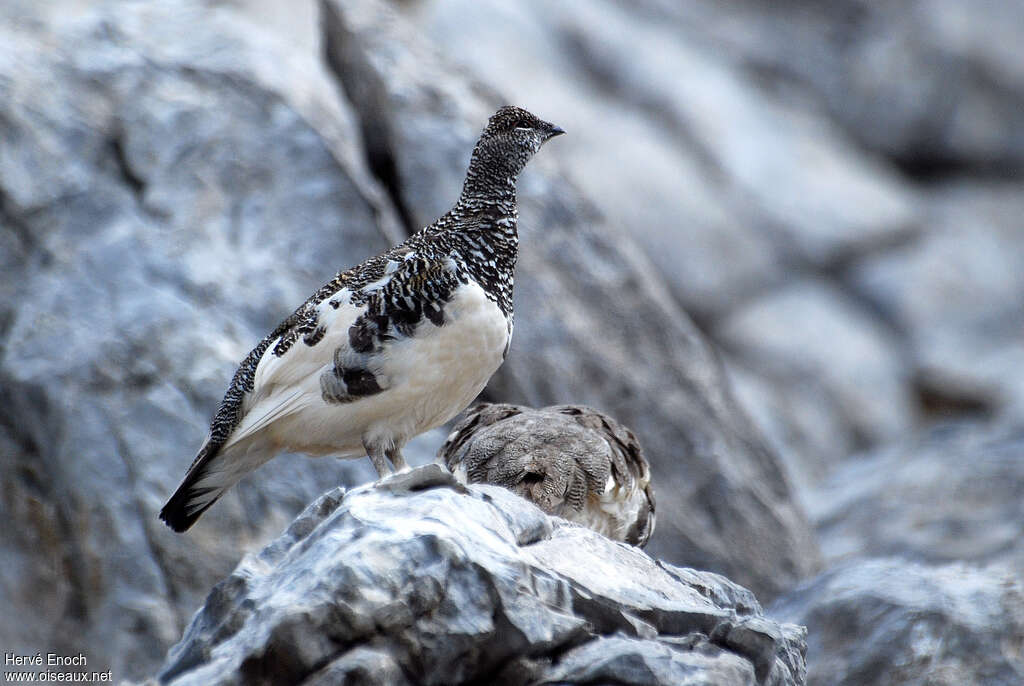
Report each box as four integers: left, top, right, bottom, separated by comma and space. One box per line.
159, 448, 221, 533
159, 482, 221, 533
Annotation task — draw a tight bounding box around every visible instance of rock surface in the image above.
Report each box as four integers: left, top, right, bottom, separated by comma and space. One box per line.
771, 558, 1024, 686
669, 0, 1024, 172
850, 182, 1024, 420
716, 279, 915, 449
808, 422, 1024, 573
157, 467, 807, 686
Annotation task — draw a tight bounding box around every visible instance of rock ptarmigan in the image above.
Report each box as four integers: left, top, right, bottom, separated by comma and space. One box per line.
160, 106, 564, 532
439, 403, 657, 547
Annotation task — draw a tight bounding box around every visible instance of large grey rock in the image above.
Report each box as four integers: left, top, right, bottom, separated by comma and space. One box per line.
808, 422, 1024, 573
716, 279, 916, 450
771, 559, 1024, 686
408, 0, 918, 287
723, 359, 855, 505
324, 0, 820, 599
157, 467, 808, 686
653, 0, 1024, 173
850, 182, 1024, 420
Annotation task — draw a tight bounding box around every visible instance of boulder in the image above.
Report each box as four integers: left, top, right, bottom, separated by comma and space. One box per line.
850, 182, 1024, 420
807, 421, 1024, 573
648, 0, 1024, 173
722, 359, 855, 505
715, 279, 917, 450
157, 467, 808, 686
771, 558, 1024, 686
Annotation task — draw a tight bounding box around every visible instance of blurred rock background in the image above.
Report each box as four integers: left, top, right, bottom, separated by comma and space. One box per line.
0, 0, 1021, 683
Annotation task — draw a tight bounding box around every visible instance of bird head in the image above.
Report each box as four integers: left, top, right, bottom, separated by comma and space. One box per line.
463, 106, 564, 197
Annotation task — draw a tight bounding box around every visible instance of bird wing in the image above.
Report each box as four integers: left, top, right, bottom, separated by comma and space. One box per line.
319, 252, 464, 403
210, 253, 393, 453
221, 250, 462, 448
220, 286, 367, 451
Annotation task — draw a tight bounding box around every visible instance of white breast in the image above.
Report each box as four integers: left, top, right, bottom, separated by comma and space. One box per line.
362, 280, 511, 444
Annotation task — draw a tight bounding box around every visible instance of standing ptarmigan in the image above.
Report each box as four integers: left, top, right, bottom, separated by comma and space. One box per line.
159, 106, 564, 532
439, 403, 657, 547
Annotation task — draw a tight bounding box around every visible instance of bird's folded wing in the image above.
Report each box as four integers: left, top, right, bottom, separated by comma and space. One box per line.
222, 387, 308, 451
222, 253, 461, 448
220, 290, 365, 450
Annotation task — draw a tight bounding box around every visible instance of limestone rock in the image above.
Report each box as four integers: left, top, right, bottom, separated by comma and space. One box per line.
716, 279, 916, 449
674, 0, 1024, 172
157, 469, 808, 686
850, 182, 1024, 420
771, 558, 1024, 686
808, 422, 1024, 573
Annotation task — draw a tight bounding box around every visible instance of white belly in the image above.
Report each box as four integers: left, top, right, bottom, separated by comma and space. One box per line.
267, 281, 510, 456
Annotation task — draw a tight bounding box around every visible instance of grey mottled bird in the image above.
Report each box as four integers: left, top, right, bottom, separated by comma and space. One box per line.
439, 403, 656, 547
160, 106, 564, 532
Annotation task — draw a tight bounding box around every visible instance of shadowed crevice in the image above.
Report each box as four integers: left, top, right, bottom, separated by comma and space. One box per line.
320, 0, 416, 237
107, 129, 146, 200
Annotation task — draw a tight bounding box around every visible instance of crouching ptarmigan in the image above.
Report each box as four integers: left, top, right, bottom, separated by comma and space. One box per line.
439, 403, 657, 547
160, 106, 564, 532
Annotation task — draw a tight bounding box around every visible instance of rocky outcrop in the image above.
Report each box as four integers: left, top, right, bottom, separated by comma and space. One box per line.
716, 279, 915, 449
771, 558, 1024, 686
850, 182, 1024, 420
157, 467, 807, 686
666, 0, 1024, 173
807, 422, 1024, 573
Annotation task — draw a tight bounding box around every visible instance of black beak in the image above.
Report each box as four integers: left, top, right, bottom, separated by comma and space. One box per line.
546, 124, 566, 139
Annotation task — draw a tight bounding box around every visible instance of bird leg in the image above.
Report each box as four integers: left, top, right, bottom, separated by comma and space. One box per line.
386, 446, 409, 472
363, 438, 394, 478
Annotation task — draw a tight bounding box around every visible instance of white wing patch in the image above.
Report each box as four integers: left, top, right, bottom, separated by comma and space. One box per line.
236, 287, 365, 444
221, 387, 306, 453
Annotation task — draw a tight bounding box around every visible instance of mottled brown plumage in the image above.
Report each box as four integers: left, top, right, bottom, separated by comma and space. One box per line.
440, 403, 656, 547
